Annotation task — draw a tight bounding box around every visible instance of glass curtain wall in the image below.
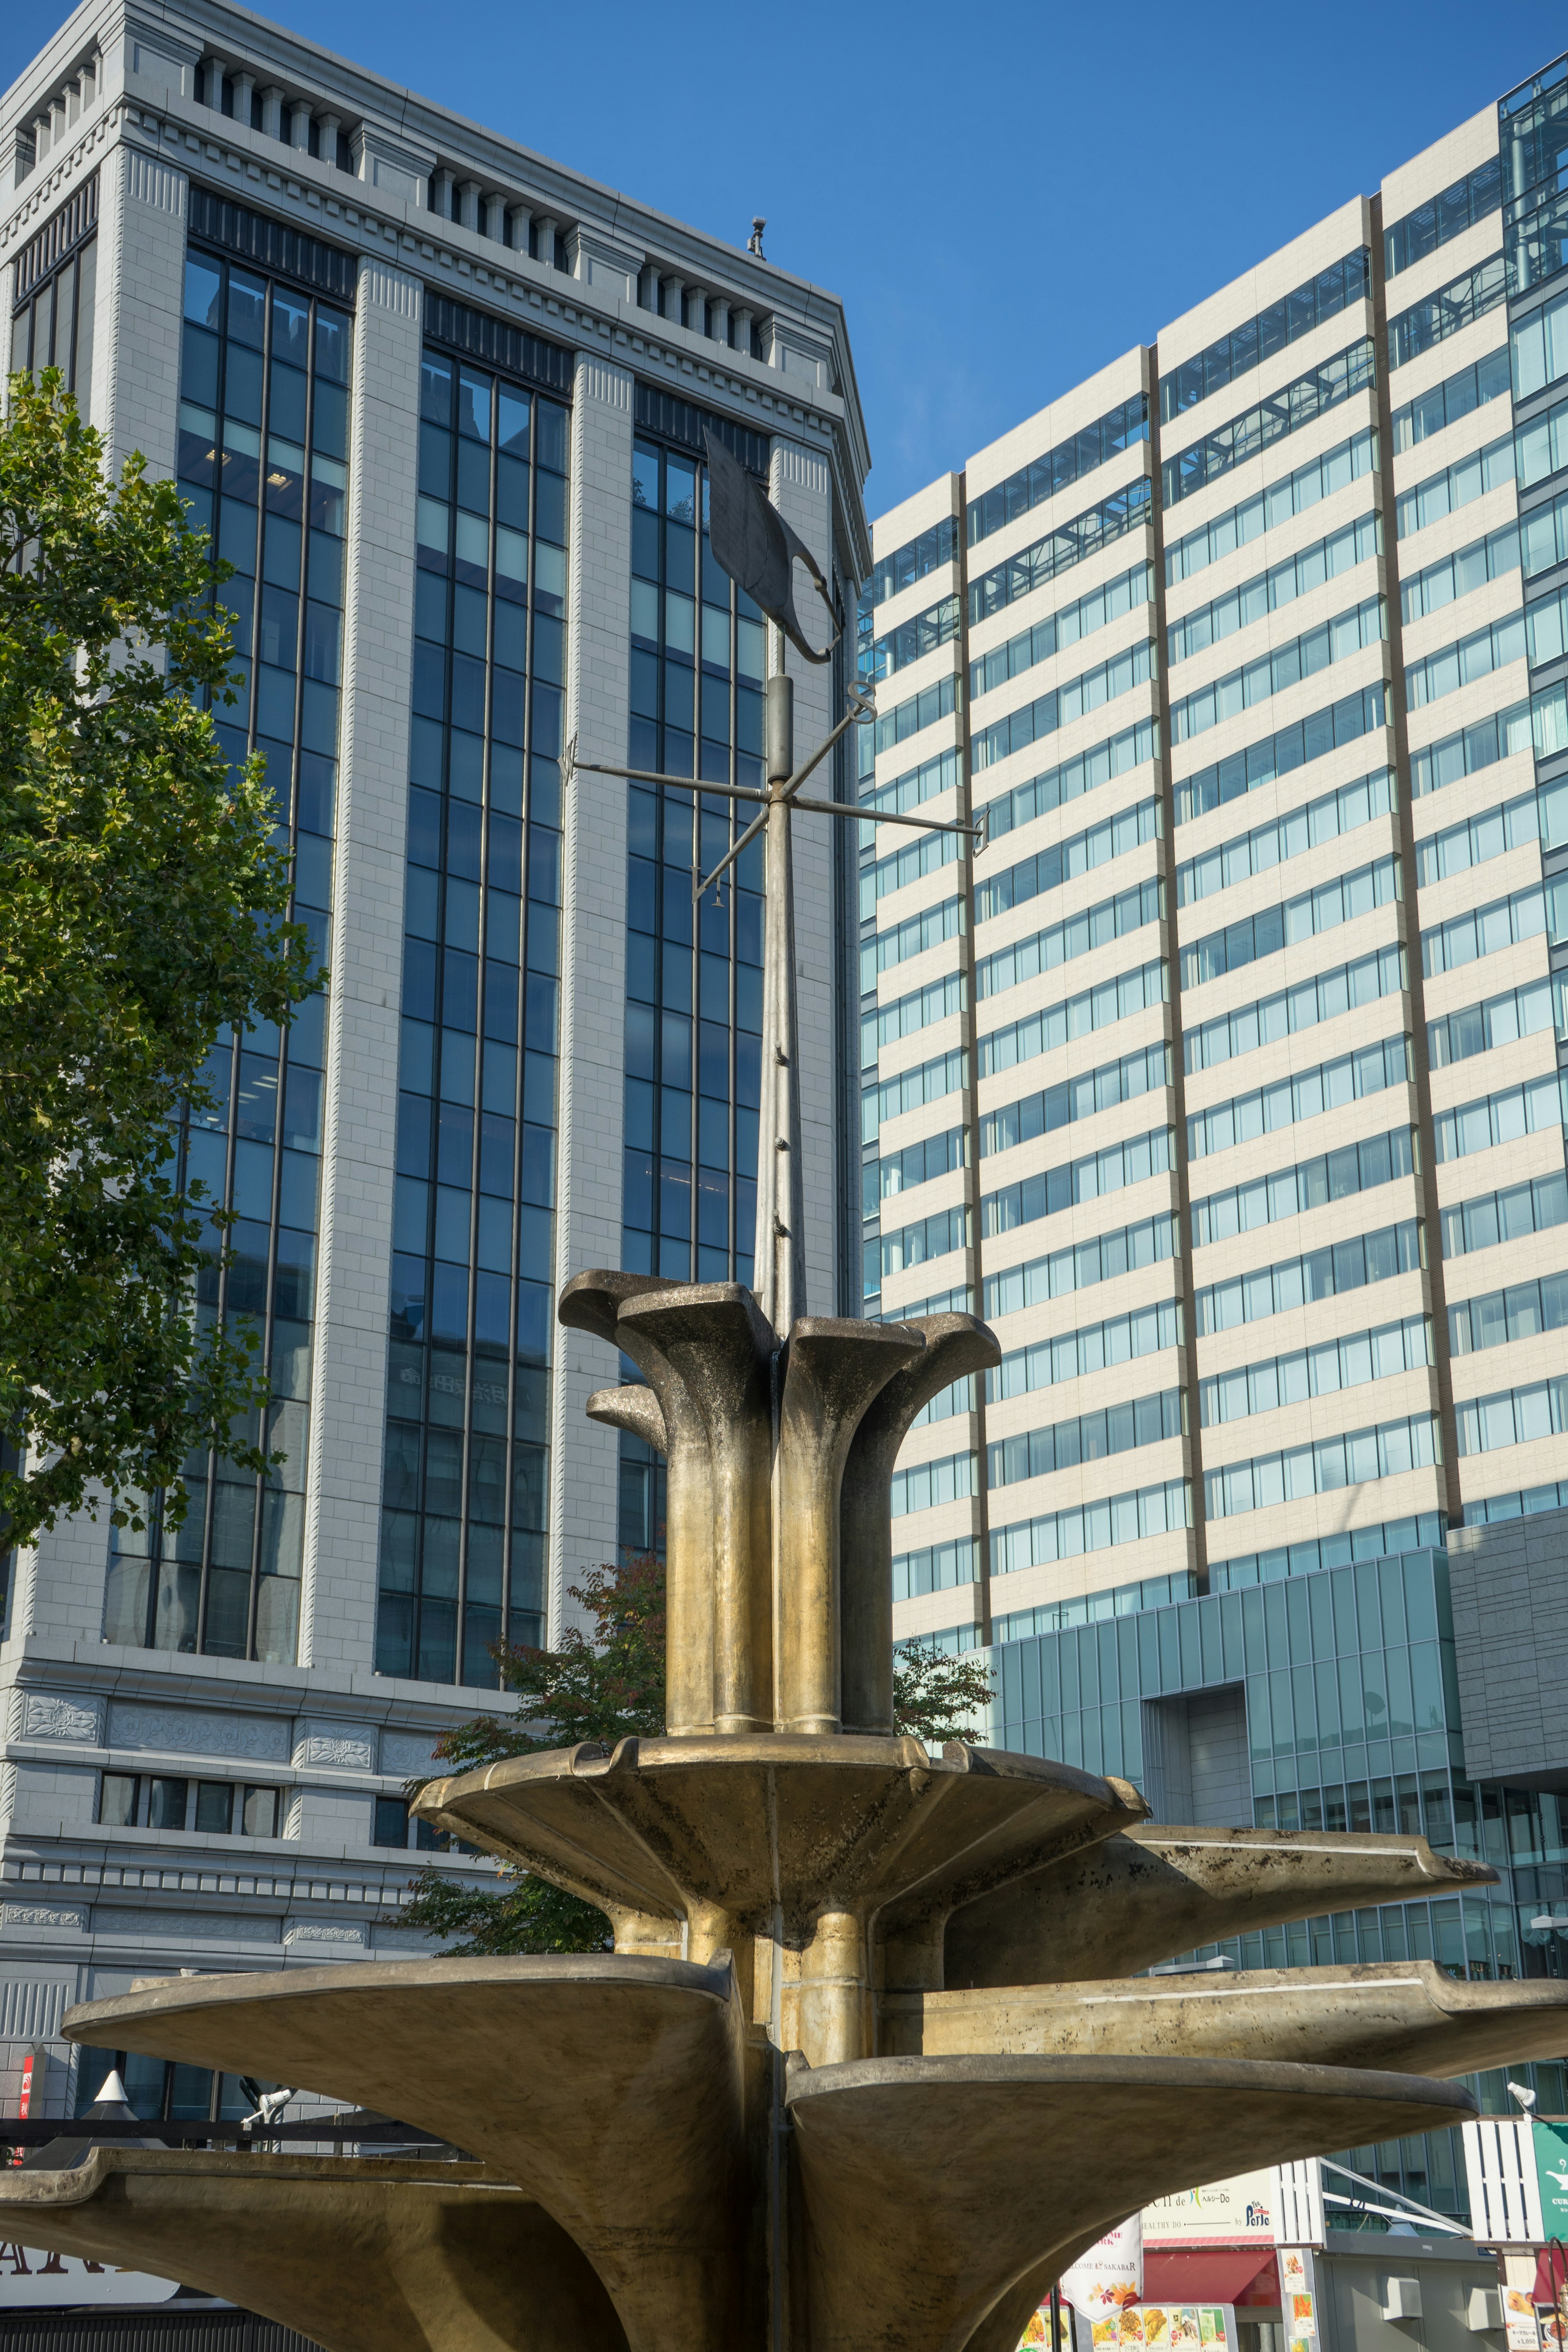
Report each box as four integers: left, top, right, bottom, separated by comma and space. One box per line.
103, 247, 348, 1666
375, 344, 568, 1686
617, 423, 768, 1552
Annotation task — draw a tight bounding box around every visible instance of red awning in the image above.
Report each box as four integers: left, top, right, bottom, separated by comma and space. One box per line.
1531, 2252, 1568, 2308
1141, 2250, 1280, 2307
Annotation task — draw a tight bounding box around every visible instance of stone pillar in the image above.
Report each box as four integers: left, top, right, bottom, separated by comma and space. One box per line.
770, 437, 838, 1318
535, 214, 558, 268
260, 85, 284, 141
432, 167, 455, 220
637, 261, 659, 311
483, 192, 506, 241
289, 100, 312, 151
550, 354, 635, 1639
661, 276, 684, 325
507, 204, 531, 255
201, 57, 224, 109
232, 71, 255, 128
458, 180, 480, 232
732, 306, 753, 356
32, 110, 51, 162
318, 113, 342, 169
710, 297, 730, 347
298, 260, 423, 1677
50, 95, 68, 148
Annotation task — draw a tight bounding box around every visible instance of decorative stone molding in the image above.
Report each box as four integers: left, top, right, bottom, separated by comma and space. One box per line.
22, 1693, 104, 1744
2, 1903, 87, 1933
283, 1919, 366, 1946
357, 256, 421, 319
293, 1724, 375, 1772
379, 1731, 443, 1775
125, 149, 185, 213
106, 1704, 290, 1763
91, 1906, 276, 1941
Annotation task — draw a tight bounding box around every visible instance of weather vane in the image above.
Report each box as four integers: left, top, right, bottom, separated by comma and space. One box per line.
564, 432, 984, 1334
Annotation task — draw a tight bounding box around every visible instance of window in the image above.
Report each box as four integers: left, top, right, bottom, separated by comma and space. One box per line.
967, 393, 1148, 546
1384, 161, 1502, 279
98, 1775, 279, 1835
378, 344, 570, 1688
72, 2049, 267, 2123
105, 249, 351, 1669
8, 173, 98, 413
622, 432, 766, 1299
1387, 258, 1508, 370
373, 1794, 450, 1850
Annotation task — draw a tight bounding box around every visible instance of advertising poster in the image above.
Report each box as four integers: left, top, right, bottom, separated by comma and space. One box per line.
1047, 2304, 1232, 2352
1019, 2305, 1072, 2350
1505, 2286, 1541, 2352
1279, 2243, 1318, 2352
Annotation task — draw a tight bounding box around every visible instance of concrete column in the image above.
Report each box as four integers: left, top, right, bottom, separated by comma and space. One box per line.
50, 95, 67, 148
33, 111, 50, 162
710, 297, 730, 347
637, 262, 659, 311
232, 71, 255, 127
550, 354, 635, 1639
299, 259, 423, 1677
732, 306, 753, 356
662, 276, 684, 325
535, 214, 558, 268
260, 86, 285, 141
769, 437, 839, 1319
483, 192, 506, 241
507, 204, 531, 255
458, 180, 480, 232
289, 100, 312, 151
431, 167, 455, 220
80, 56, 98, 109
201, 57, 224, 109
318, 113, 342, 168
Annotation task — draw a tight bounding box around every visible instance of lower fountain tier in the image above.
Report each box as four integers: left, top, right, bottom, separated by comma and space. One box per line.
30, 1974, 1479, 2352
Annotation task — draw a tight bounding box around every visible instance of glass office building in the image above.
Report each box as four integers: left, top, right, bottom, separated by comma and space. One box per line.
0, 0, 866, 2113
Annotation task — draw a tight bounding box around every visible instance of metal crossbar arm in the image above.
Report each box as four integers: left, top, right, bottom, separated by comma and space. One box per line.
564, 751, 979, 845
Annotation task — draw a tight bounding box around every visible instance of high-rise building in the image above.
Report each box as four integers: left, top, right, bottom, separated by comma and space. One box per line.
0, 0, 867, 2118
862, 58, 1568, 2203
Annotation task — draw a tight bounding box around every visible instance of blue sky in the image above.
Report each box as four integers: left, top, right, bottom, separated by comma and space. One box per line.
7, 0, 1566, 517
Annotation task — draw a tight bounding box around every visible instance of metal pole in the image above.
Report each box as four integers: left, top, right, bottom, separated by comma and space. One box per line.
753, 621, 806, 1336
1050, 2281, 1063, 2352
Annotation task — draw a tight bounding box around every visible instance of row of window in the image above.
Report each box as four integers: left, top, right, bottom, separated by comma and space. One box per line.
1174, 681, 1387, 825
975, 876, 1162, 1009
863, 970, 963, 1061
989, 1388, 1184, 1490
1387, 255, 1508, 371
979, 957, 1165, 1081
980, 1049, 1169, 1171
1429, 973, 1551, 1077
1406, 610, 1525, 713
861, 591, 959, 685
1187, 1034, 1410, 1165
1432, 1070, 1568, 1166
966, 392, 1149, 545
1180, 854, 1399, 992
1416, 778, 1566, 890
861, 891, 964, 989
1183, 941, 1405, 1078
1176, 767, 1394, 908
1391, 344, 1510, 454
1167, 514, 1379, 669
1162, 339, 1376, 508
1421, 878, 1558, 982
974, 795, 1158, 927
1401, 520, 1519, 626
1194, 1217, 1422, 1339
1410, 680, 1566, 800
99, 1773, 279, 1838
1190, 1125, 1415, 1252
1441, 1169, 1568, 1264
1395, 426, 1512, 541
1159, 250, 1371, 423
1457, 1377, 1568, 1459
1450, 1270, 1568, 1361
968, 477, 1152, 627
969, 636, 1153, 771
980, 1119, 1172, 1236
982, 1212, 1178, 1321
987, 1298, 1184, 1404
1200, 1314, 1431, 1431
1168, 595, 1383, 748
1164, 428, 1376, 588
1384, 156, 1502, 280
860, 822, 960, 917
1205, 1412, 1439, 1523
977, 711, 1154, 819
969, 561, 1151, 702
989, 1479, 1190, 1575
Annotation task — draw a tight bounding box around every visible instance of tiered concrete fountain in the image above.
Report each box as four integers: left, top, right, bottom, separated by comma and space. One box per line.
2, 1272, 1566, 2352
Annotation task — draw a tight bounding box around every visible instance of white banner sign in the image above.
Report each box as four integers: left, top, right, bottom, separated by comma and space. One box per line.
1062, 2218, 1143, 2320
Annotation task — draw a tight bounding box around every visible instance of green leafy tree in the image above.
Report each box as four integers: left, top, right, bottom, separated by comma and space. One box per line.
0, 372, 319, 1556
391, 1550, 995, 1957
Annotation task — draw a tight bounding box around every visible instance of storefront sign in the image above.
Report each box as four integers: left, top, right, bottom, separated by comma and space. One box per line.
1145, 2173, 1276, 2244
1281, 2246, 1318, 2352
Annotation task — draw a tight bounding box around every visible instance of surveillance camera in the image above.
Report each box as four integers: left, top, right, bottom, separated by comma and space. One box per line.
1509, 2082, 1538, 2113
